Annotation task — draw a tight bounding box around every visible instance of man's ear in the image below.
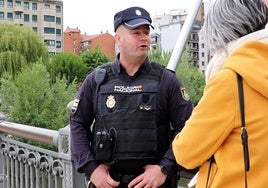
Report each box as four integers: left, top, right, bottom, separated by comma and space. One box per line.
114, 33, 120, 42
114, 33, 122, 47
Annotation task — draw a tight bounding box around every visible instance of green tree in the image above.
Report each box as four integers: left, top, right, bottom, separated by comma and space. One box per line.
49, 52, 88, 85
0, 51, 27, 79
0, 63, 76, 130
149, 45, 171, 66
0, 23, 49, 78
149, 46, 205, 106
176, 52, 205, 106
80, 46, 111, 72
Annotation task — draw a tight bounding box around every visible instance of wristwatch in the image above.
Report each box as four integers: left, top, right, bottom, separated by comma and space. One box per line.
160, 165, 168, 175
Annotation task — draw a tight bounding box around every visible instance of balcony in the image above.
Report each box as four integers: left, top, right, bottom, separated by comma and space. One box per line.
13, 18, 23, 25
13, 6, 24, 13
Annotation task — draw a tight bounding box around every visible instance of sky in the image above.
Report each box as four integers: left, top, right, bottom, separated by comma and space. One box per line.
63, 0, 204, 35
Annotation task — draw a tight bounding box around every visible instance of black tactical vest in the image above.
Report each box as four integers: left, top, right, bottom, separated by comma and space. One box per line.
92, 62, 170, 163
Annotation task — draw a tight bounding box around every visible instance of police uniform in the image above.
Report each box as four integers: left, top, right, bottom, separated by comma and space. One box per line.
70, 58, 193, 188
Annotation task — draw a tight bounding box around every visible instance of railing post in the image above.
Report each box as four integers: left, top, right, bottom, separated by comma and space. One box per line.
58, 125, 85, 188
0, 141, 7, 188
0, 152, 6, 188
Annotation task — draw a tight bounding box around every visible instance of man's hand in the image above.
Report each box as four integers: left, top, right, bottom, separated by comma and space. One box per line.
90, 164, 120, 188
128, 164, 167, 188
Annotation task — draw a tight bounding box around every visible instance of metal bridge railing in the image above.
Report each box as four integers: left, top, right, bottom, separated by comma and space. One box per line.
0, 121, 85, 188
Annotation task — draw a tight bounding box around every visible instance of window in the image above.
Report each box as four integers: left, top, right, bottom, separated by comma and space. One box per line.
32, 2, 37, 10
32, 15, 37, 22
44, 27, 55, 34
24, 2, 29, 9
44, 39, 55, 46
24, 14, 29, 22
44, 15, 55, 22
15, 1, 21, 6
82, 41, 91, 47
45, 4, 50, 9
0, 0, 4, 7
49, 52, 55, 56
7, 0, 13, 7
56, 17, 61, 24
15, 12, 21, 19
0, 12, 4, 19
56, 29, 61, 36
7, 12, 13, 20
32, 27, 37, 32
192, 43, 198, 49
56, 5, 61, 13
172, 15, 178, 20
191, 33, 198, 40
193, 52, 198, 58
56, 41, 61, 48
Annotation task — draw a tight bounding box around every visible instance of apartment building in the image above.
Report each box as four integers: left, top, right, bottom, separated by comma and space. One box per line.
81, 32, 115, 60
64, 27, 81, 54
64, 27, 115, 60
151, 2, 212, 73
0, 0, 63, 56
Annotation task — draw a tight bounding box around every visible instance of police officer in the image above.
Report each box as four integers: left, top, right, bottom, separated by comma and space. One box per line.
70, 6, 193, 188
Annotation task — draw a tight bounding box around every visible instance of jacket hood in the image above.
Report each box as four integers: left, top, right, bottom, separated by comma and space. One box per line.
224, 41, 268, 98
205, 29, 268, 84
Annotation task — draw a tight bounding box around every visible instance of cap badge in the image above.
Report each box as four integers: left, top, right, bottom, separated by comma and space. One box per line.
106, 95, 116, 109
135, 9, 142, 16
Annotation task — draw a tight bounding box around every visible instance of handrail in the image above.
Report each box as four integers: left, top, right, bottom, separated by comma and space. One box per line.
0, 120, 58, 146
167, 0, 203, 71
0, 122, 85, 188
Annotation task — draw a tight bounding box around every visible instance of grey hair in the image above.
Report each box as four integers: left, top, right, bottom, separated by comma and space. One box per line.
201, 0, 268, 53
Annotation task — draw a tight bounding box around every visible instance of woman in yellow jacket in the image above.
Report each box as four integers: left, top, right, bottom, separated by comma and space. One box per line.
172, 0, 268, 187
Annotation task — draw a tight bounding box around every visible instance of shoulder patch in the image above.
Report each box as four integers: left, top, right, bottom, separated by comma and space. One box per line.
71, 98, 80, 114
180, 86, 190, 101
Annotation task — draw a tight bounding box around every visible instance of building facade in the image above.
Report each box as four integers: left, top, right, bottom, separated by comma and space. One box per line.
81, 32, 115, 60
0, 0, 63, 56
64, 27, 115, 60
64, 27, 81, 55
151, 2, 212, 73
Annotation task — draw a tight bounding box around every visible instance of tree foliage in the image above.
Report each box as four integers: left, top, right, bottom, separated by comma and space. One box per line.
149, 45, 171, 66
49, 52, 88, 85
80, 46, 111, 73
0, 63, 76, 130
176, 53, 205, 106
0, 23, 49, 78
149, 46, 205, 106
0, 51, 27, 79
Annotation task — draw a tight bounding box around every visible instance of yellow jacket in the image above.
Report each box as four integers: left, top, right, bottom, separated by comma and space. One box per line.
172, 41, 268, 187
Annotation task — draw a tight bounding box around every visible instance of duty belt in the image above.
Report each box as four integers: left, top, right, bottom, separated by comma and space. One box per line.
110, 171, 137, 184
